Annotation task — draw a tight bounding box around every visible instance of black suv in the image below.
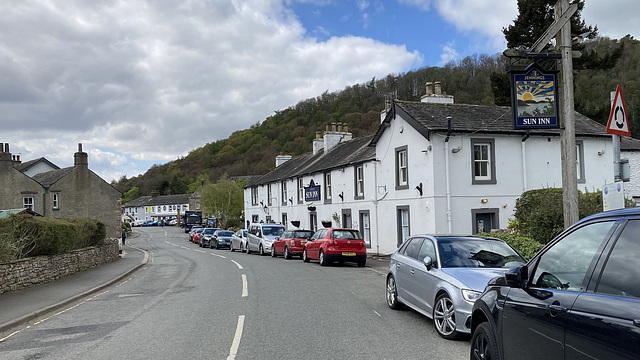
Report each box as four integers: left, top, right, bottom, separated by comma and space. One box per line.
470, 207, 640, 360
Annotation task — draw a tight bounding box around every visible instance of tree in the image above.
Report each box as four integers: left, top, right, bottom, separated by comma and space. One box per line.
201, 177, 244, 229
121, 187, 141, 204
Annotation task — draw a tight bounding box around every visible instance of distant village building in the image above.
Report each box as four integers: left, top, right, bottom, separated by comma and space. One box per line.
244, 81, 632, 255
121, 192, 191, 225
0, 143, 122, 238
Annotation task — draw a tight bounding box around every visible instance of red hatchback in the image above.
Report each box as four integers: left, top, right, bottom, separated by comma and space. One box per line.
271, 230, 314, 259
302, 228, 367, 267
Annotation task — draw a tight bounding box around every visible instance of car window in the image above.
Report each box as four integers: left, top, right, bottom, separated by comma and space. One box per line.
331, 230, 362, 240
531, 221, 615, 292
596, 220, 640, 298
418, 238, 436, 262
263, 226, 284, 236
403, 238, 424, 260
437, 239, 525, 268
218, 231, 233, 236
294, 231, 313, 239
312, 229, 326, 240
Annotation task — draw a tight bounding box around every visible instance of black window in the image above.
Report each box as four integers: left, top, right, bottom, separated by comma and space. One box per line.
596, 220, 640, 298
402, 238, 424, 260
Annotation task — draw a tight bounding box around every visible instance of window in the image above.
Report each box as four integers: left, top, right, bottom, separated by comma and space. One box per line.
342, 209, 352, 229
395, 146, 409, 189
360, 211, 371, 248
471, 138, 496, 184
576, 141, 585, 184
531, 221, 615, 292
324, 172, 332, 203
397, 206, 410, 247
596, 220, 640, 298
267, 184, 272, 206
251, 214, 259, 223
23, 197, 34, 210
418, 239, 437, 263
282, 213, 288, 228
297, 178, 304, 204
402, 237, 423, 260
251, 188, 258, 206
52, 193, 59, 209
354, 165, 364, 199
281, 180, 287, 206
472, 209, 499, 234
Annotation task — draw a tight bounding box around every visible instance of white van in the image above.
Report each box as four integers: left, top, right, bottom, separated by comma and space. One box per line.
246, 223, 285, 256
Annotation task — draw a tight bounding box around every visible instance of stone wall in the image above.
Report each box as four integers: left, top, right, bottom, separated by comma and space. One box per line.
0, 238, 120, 295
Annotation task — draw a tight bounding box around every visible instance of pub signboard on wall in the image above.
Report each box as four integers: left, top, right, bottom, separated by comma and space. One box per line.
510, 62, 560, 129
304, 180, 321, 202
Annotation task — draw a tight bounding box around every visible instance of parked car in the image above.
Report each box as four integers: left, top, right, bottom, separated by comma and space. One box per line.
199, 227, 219, 248
302, 228, 367, 267
469, 207, 640, 360
246, 223, 285, 255
212, 230, 234, 249
189, 226, 203, 242
271, 230, 314, 259
230, 229, 248, 252
142, 220, 158, 227
386, 235, 526, 340
191, 227, 204, 244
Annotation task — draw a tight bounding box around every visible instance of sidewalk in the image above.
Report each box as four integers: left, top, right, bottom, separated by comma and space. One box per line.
0, 244, 148, 334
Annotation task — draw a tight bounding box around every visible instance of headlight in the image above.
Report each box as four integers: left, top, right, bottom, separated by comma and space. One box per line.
461, 289, 482, 303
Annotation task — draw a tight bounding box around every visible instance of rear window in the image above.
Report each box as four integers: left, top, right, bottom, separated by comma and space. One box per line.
217, 231, 233, 237
292, 231, 313, 239
263, 226, 284, 236
204, 228, 215, 235
330, 230, 362, 240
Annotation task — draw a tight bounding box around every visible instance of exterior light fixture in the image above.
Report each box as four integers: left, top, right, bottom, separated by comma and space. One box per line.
415, 183, 423, 196
481, 198, 488, 204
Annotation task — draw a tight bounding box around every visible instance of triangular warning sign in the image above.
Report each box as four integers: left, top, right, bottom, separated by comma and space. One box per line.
606, 84, 630, 136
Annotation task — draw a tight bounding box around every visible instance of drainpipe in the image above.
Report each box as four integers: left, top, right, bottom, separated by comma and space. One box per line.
42, 186, 49, 216
373, 159, 380, 255
521, 131, 530, 192
445, 117, 452, 234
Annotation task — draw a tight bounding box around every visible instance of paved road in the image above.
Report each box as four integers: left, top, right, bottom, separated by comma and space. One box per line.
0, 227, 470, 359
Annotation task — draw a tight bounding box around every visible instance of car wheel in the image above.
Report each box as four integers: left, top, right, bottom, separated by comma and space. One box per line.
357, 259, 366, 267
259, 244, 265, 256
386, 275, 404, 310
283, 246, 291, 260
319, 250, 327, 266
240, 243, 245, 253
271, 245, 276, 257
302, 248, 309, 262
471, 322, 501, 360
246, 244, 251, 254
215, 241, 220, 250
433, 293, 459, 340
230, 243, 235, 252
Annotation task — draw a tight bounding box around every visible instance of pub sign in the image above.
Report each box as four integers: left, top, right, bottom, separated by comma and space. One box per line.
304, 180, 321, 202
511, 62, 560, 129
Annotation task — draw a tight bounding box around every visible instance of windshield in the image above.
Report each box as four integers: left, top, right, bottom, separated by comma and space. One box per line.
437, 239, 525, 268
217, 231, 233, 237
330, 230, 363, 240
263, 226, 284, 236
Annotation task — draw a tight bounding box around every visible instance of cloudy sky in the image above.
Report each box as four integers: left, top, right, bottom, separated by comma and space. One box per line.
1, 0, 637, 183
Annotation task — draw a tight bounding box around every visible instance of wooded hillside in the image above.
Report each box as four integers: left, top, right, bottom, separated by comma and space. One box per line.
113, 35, 639, 198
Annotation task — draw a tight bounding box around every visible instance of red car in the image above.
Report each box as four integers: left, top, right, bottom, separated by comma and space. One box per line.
302, 228, 367, 267
191, 227, 204, 244
271, 230, 314, 259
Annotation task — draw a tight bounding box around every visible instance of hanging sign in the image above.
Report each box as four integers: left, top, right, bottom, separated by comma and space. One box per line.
511, 62, 560, 129
304, 179, 321, 201
606, 84, 630, 137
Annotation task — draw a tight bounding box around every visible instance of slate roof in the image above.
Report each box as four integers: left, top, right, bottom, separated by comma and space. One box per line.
31, 167, 75, 186
621, 136, 640, 151
246, 135, 376, 187
371, 100, 611, 145
14, 157, 60, 173
123, 193, 192, 207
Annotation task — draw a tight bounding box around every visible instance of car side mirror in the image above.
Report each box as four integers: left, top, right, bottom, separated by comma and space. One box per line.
423, 256, 433, 270
505, 265, 528, 288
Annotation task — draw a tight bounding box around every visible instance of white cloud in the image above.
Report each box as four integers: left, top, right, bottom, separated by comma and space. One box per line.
0, 0, 422, 180
440, 42, 459, 65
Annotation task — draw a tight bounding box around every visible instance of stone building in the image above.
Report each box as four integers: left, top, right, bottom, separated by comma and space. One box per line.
0, 143, 122, 238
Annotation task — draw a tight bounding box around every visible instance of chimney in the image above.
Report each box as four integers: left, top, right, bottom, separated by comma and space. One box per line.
323, 122, 352, 154
425, 82, 433, 95
313, 131, 324, 155
150, 190, 160, 197
0, 143, 11, 163
74, 143, 88, 169
420, 80, 454, 104
276, 153, 292, 167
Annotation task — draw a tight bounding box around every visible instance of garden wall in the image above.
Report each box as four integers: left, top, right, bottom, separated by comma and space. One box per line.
0, 238, 120, 295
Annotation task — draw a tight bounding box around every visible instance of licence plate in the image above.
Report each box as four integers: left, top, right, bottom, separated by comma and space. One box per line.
342, 252, 356, 256
301, 241, 307, 245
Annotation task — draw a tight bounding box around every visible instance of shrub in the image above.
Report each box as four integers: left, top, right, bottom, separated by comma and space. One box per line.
480, 232, 544, 260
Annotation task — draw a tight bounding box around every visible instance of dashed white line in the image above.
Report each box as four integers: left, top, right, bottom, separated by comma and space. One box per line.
231, 260, 243, 269
241, 274, 248, 297
227, 315, 245, 360
211, 253, 226, 259
374, 310, 382, 317
195, 249, 206, 253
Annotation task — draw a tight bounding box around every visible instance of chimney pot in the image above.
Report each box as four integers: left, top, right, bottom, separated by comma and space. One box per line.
434, 81, 442, 95
4, 143, 9, 153
78, 143, 83, 152
343, 124, 349, 133
337, 123, 343, 132
425, 82, 433, 95
316, 131, 322, 139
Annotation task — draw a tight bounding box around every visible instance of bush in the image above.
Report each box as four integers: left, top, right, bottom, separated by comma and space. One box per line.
0, 214, 106, 262
480, 232, 544, 260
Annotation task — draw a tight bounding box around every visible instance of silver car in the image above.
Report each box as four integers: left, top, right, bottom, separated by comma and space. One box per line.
386, 235, 525, 340
230, 229, 248, 252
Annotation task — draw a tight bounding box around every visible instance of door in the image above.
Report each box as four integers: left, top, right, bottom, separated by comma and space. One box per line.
342, 209, 352, 229
475, 213, 492, 233
394, 237, 424, 309
501, 220, 617, 359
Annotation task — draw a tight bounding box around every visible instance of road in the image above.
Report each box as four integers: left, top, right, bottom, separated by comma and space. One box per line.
0, 227, 470, 359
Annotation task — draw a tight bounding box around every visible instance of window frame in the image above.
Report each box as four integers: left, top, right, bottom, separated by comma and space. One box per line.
23, 196, 34, 211
281, 180, 287, 206
576, 140, 585, 184
251, 187, 259, 206
354, 164, 364, 200
396, 205, 410, 247
267, 184, 272, 206
52, 193, 59, 210
324, 172, 332, 204
395, 146, 409, 190
471, 138, 497, 185
297, 178, 304, 204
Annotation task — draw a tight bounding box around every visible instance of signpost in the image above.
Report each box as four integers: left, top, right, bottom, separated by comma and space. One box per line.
602, 181, 625, 211
606, 84, 630, 137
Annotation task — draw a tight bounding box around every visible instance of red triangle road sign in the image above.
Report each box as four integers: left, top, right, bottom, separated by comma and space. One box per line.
606, 84, 630, 136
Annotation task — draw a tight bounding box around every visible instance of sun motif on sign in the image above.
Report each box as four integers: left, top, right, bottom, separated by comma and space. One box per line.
522, 92, 533, 101
516, 81, 554, 102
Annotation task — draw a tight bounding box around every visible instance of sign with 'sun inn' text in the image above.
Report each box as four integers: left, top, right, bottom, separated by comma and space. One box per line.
511, 62, 560, 129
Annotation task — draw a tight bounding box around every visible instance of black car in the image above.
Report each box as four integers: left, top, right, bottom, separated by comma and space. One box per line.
212, 230, 234, 249
470, 207, 640, 360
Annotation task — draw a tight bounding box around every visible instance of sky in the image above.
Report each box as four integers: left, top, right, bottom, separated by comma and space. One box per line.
1, 0, 638, 184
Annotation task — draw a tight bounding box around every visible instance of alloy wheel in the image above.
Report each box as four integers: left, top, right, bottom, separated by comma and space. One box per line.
433, 294, 458, 339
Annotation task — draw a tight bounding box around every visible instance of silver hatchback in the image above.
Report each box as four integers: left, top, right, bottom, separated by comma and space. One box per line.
386, 235, 525, 340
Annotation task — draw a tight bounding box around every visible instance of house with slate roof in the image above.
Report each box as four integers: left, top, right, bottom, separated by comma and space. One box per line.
244, 82, 625, 255
14, 157, 60, 177
121, 192, 192, 225
0, 143, 122, 238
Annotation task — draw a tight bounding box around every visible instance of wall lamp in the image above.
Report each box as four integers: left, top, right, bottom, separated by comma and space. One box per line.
452, 146, 462, 153
338, 192, 344, 201
288, 198, 293, 204
415, 182, 423, 196
481, 198, 488, 204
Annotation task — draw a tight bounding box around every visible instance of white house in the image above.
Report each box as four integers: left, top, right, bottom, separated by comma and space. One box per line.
244, 83, 617, 255
121, 192, 191, 224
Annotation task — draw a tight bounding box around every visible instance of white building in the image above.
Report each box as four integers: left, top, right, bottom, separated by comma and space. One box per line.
244, 83, 619, 255
121, 192, 191, 224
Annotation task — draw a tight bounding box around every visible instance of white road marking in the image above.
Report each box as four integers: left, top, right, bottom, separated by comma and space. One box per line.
374, 310, 382, 317
195, 249, 206, 253
211, 253, 227, 259
231, 260, 243, 269
241, 274, 248, 297
227, 315, 245, 360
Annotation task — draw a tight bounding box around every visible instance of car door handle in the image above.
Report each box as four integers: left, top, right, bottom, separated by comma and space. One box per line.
410, 269, 415, 275
548, 304, 568, 313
